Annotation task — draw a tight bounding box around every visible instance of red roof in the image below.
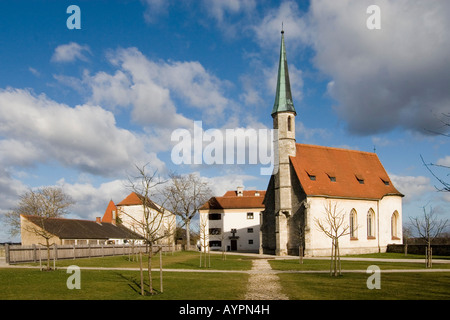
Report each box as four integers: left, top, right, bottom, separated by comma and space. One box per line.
200, 190, 266, 210
289, 144, 403, 200
101, 200, 117, 223
116, 192, 161, 211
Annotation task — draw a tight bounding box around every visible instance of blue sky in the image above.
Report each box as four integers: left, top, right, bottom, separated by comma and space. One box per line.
0, 0, 449, 241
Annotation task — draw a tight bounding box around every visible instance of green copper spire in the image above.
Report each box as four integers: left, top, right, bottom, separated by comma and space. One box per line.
271, 29, 296, 116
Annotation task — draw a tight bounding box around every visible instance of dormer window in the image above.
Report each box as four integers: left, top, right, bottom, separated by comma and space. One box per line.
306, 170, 316, 181
326, 172, 336, 182
381, 178, 390, 186
355, 174, 364, 184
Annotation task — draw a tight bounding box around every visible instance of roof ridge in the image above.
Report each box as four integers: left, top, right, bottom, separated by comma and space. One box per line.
296, 143, 377, 156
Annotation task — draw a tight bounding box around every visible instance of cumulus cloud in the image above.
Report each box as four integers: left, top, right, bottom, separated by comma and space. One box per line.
141, 0, 170, 23
83, 47, 230, 128
203, 0, 256, 23
306, 0, 450, 135
51, 42, 91, 63
389, 174, 434, 203
0, 88, 164, 177
252, 1, 309, 49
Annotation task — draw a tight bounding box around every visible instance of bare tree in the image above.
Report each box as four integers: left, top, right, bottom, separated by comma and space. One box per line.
163, 173, 212, 251
315, 201, 350, 276
421, 112, 450, 192
4, 187, 74, 270
409, 205, 448, 268
125, 164, 174, 295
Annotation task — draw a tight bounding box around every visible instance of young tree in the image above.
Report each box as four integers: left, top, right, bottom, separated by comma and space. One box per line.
4, 187, 74, 270
125, 164, 174, 295
198, 215, 211, 268
163, 173, 212, 251
410, 205, 448, 268
315, 201, 351, 276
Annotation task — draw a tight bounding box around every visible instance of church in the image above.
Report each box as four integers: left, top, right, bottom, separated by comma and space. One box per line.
261, 30, 404, 256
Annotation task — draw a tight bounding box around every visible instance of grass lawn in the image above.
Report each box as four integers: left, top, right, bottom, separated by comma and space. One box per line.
2, 252, 449, 300
0, 268, 248, 300
269, 257, 450, 271
23, 250, 254, 271
278, 272, 450, 300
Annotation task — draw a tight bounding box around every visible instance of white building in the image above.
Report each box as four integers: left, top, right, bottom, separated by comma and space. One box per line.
114, 192, 176, 246
199, 187, 265, 253
261, 29, 403, 256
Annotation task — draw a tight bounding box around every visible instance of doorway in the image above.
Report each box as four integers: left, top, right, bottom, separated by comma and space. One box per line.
230, 239, 237, 251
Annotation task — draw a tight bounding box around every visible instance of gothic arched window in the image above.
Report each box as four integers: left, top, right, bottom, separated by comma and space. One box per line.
367, 209, 376, 238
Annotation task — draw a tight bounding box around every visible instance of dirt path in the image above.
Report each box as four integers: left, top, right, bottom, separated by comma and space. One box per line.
244, 259, 289, 300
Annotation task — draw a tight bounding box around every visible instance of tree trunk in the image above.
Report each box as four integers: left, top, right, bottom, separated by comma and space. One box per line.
160, 247, 163, 293
139, 251, 144, 296
46, 238, 50, 271
148, 244, 153, 295
185, 219, 191, 251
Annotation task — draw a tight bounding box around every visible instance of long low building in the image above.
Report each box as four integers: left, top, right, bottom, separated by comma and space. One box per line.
20, 214, 143, 246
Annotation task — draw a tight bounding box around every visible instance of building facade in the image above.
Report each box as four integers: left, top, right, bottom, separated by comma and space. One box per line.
199, 187, 265, 253
262, 30, 404, 256
114, 192, 176, 246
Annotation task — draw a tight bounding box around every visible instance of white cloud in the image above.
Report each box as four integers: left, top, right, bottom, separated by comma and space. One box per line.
437, 156, 450, 167
306, 0, 450, 135
389, 174, 434, 203
252, 1, 309, 49
0, 88, 164, 177
84, 47, 230, 128
141, 0, 170, 23
56, 179, 127, 220
204, 0, 256, 23
51, 42, 91, 63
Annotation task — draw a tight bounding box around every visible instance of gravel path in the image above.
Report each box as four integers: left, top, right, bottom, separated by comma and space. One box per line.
244, 259, 289, 300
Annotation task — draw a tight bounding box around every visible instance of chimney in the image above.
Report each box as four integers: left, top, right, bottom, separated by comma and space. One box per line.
96, 217, 102, 225
237, 186, 244, 197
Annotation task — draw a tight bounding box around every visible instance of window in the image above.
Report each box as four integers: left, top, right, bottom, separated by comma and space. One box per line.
247, 228, 254, 233
208, 213, 221, 220
210, 241, 222, 248
391, 211, 400, 239
381, 178, 390, 186
355, 174, 364, 184
350, 209, 358, 239
209, 228, 221, 235
247, 212, 254, 219
329, 175, 336, 182
306, 170, 316, 181
367, 209, 375, 238
248, 239, 254, 245
287, 116, 292, 132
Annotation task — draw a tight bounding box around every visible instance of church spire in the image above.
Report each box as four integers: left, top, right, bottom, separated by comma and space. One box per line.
271, 29, 296, 116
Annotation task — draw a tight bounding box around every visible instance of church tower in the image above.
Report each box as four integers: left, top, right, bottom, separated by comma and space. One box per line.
272, 29, 296, 255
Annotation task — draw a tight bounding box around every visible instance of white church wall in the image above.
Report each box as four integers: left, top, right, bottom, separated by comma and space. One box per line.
305, 196, 402, 256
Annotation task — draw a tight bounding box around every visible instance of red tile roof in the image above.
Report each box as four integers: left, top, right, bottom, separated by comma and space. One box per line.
101, 200, 117, 223
200, 190, 266, 210
290, 144, 403, 200
116, 192, 161, 211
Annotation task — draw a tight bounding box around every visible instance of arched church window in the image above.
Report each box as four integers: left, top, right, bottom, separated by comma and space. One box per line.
391, 211, 400, 239
350, 209, 358, 239
367, 209, 376, 238
287, 116, 292, 132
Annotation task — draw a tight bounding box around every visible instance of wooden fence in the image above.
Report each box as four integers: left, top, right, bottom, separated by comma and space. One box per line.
4, 243, 179, 265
